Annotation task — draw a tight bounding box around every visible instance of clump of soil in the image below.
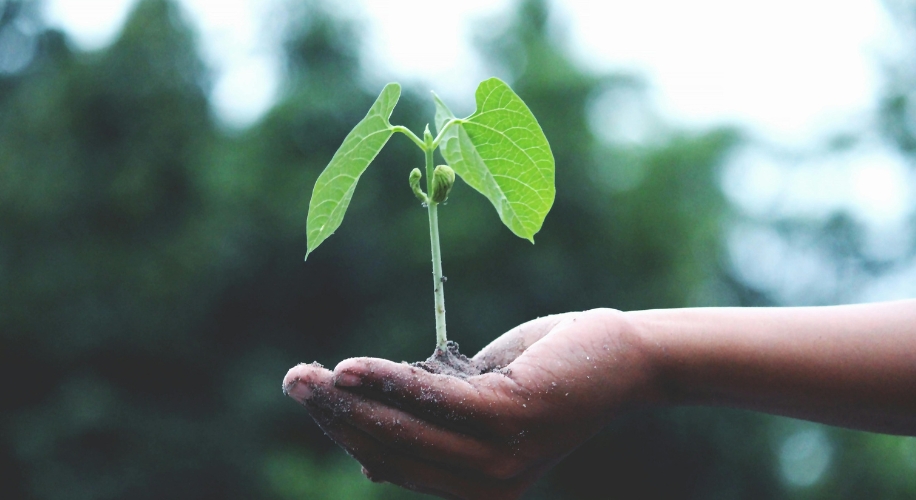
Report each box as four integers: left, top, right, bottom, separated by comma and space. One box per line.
411, 340, 488, 379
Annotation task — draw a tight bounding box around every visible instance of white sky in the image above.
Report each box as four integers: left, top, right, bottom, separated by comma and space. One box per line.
39, 1, 909, 178
38, 0, 916, 301
41, 1, 913, 212
42, 0, 898, 138
557, 0, 894, 143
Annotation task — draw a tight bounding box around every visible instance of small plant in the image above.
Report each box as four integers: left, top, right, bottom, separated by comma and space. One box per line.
304, 78, 554, 363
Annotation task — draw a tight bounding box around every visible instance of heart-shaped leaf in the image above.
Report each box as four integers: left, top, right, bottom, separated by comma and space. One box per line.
305, 83, 400, 260
435, 78, 555, 242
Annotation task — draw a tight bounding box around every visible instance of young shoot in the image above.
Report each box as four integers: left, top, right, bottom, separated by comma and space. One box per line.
303, 78, 555, 352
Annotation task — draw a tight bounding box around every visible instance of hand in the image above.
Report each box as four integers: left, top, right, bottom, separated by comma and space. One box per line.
283, 309, 659, 499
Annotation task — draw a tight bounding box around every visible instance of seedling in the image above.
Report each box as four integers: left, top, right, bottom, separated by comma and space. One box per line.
305, 78, 555, 355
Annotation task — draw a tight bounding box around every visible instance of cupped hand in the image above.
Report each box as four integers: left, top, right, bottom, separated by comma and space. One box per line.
283, 308, 658, 500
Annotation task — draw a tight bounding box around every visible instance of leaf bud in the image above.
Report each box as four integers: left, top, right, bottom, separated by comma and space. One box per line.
430, 165, 456, 203
408, 168, 428, 203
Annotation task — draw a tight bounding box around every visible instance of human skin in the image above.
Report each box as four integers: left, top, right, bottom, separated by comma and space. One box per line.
283, 300, 916, 499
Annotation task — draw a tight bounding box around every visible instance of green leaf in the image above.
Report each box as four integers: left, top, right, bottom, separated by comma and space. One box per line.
435, 78, 555, 242
305, 83, 400, 260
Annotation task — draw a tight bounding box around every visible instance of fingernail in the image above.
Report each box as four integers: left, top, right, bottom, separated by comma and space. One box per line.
335, 372, 362, 387
283, 377, 313, 401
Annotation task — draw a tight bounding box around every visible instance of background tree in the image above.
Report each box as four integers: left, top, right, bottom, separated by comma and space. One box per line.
1, 0, 913, 498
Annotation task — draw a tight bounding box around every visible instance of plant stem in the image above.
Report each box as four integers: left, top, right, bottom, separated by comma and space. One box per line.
430, 118, 464, 150
391, 125, 425, 150
424, 129, 448, 351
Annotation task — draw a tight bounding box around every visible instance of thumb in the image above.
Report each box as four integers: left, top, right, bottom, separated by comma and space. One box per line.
472, 313, 576, 370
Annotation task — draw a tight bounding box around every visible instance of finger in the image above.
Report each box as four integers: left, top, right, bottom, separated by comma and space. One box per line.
309, 407, 530, 500
288, 361, 525, 478
282, 363, 446, 494
286, 362, 540, 496
334, 385, 527, 478
472, 313, 577, 370
296, 397, 448, 495
283, 362, 332, 402
333, 358, 519, 430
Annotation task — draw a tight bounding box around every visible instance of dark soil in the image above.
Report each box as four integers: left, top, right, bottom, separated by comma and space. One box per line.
411, 340, 492, 379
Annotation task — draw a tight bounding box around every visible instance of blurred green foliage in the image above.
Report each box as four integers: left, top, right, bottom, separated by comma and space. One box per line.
0, 0, 913, 498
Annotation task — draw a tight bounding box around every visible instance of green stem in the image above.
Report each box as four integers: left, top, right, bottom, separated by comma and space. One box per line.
430, 118, 464, 150
424, 129, 448, 351
391, 125, 426, 150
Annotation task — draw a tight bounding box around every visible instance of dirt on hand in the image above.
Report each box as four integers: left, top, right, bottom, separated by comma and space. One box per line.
411, 340, 500, 379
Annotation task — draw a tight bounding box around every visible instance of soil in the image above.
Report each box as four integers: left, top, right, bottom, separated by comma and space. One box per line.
411, 340, 497, 379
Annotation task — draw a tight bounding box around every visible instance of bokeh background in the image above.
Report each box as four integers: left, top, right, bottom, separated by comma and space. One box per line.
2, 0, 916, 498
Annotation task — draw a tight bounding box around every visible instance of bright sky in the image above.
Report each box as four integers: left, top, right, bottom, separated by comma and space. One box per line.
42, 0, 897, 136
41, 1, 913, 215
38, 0, 916, 301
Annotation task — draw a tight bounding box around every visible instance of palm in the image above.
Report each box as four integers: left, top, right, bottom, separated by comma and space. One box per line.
468, 311, 647, 464
283, 309, 648, 499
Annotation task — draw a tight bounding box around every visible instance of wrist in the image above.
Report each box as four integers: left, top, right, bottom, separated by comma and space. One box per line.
586, 308, 672, 410
619, 308, 685, 408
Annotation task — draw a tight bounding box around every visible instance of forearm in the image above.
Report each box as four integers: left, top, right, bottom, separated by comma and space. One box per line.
626, 300, 916, 435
